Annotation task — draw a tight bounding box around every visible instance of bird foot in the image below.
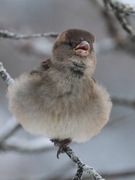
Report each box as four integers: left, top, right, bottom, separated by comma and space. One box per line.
51, 138, 71, 159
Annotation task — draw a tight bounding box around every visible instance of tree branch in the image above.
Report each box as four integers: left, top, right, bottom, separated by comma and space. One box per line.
1, 137, 54, 153
104, 0, 135, 15
0, 119, 20, 144
52, 143, 105, 180
112, 96, 135, 108
0, 30, 59, 40
0, 62, 14, 85
104, 0, 135, 37
93, 0, 135, 56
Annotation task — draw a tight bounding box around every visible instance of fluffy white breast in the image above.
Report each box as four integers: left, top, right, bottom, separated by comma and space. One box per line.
8, 72, 112, 143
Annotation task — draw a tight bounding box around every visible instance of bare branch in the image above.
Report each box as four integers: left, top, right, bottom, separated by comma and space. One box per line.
0, 62, 14, 85
52, 142, 105, 180
64, 146, 105, 180
92, 0, 135, 57
115, 12, 135, 36
1, 135, 104, 180
1, 137, 54, 153
112, 96, 135, 108
0, 119, 20, 144
104, 0, 135, 15
0, 30, 59, 40
0, 63, 20, 144
104, 0, 135, 37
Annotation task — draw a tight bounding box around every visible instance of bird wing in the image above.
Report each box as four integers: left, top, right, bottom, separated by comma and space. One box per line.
30, 59, 52, 75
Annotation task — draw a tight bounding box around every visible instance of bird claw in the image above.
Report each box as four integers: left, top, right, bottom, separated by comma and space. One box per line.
51, 138, 71, 159
57, 147, 65, 159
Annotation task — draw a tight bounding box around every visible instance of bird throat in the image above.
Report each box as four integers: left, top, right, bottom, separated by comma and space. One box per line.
70, 63, 86, 78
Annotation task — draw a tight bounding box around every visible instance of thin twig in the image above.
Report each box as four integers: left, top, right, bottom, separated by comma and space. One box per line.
104, 0, 135, 37
0, 62, 14, 85
112, 96, 135, 108
93, 0, 135, 56
0, 119, 20, 144
104, 0, 135, 15
99, 1, 125, 43
64, 146, 105, 180
0, 30, 59, 40
1, 137, 54, 153
52, 140, 105, 180
73, 167, 83, 180
115, 12, 135, 36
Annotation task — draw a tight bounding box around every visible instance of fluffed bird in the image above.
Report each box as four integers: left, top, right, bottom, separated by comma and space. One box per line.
7, 29, 112, 158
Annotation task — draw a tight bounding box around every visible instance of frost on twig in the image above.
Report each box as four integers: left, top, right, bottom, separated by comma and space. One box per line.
0, 30, 59, 40
64, 146, 105, 180
0, 62, 14, 85
92, 0, 135, 56
104, 0, 135, 37
104, 0, 135, 15
52, 140, 105, 180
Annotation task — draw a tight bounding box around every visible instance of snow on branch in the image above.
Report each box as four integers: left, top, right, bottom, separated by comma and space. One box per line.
104, 0, 135, 37
0, 30, 59, 40
0, 29, 134, 57
63, 146, 105, 180
0, 62, 14, 85
105, 0, 135, 15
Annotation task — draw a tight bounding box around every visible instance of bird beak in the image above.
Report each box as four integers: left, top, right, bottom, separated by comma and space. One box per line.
74, 41, 90, 57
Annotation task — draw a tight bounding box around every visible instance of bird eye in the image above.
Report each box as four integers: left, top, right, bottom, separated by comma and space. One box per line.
68, 41, 74, 47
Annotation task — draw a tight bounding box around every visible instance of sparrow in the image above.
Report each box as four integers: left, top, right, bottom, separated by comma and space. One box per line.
7, 29, 112, 158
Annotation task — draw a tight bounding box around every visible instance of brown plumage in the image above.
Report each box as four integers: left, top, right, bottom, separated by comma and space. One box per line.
7, 29, 112, 157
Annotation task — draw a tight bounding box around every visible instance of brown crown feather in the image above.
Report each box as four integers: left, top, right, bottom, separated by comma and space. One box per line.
57, 29, 95, 45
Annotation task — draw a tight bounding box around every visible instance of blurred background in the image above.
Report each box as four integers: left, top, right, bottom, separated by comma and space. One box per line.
0, 0, 135, 179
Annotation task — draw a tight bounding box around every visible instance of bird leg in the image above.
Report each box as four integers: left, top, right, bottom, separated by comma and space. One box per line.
51, 138, 71, 159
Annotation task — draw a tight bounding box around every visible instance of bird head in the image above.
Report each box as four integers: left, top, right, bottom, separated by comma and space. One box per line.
51, 29, 96, 76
